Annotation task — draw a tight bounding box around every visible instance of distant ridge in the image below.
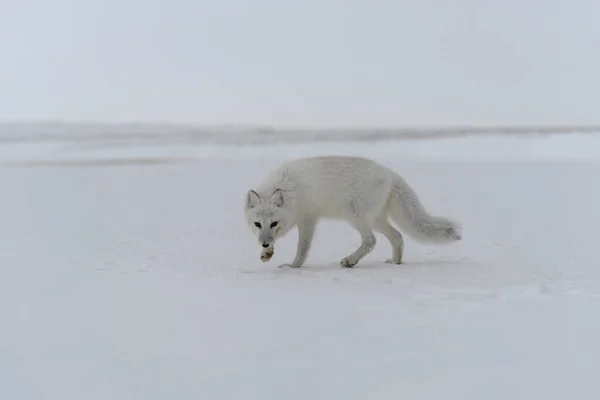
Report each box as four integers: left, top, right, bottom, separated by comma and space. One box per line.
0, 121, 598, 146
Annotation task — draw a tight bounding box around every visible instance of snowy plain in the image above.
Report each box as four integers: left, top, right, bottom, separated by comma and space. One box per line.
1, 130, 599, 399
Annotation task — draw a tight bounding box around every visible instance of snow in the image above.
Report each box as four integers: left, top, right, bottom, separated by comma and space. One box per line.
1, 130, 599, 399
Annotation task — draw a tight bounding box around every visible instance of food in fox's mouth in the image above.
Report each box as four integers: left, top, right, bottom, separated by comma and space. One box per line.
261, 249, 274, 262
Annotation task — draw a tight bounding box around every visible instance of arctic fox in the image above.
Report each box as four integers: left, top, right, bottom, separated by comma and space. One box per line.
244, 155, 461, 268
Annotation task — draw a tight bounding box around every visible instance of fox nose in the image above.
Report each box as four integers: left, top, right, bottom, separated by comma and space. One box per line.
262, 242, 270, 248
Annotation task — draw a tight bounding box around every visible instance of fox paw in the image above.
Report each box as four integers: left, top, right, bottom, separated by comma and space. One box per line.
278, 263, 301, 269
340, 257, 358, 268
385, 258, 402, 265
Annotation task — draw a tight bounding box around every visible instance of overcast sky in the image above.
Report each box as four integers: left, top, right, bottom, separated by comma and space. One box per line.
1, 0, 599, 127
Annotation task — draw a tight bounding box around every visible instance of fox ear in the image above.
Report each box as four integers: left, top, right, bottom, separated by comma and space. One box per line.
246, 190, 261, 208
270, 189, 284, 207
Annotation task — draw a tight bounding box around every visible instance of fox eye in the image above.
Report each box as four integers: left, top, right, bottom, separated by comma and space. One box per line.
270, 221, 278, 228
254, 222, 261, 228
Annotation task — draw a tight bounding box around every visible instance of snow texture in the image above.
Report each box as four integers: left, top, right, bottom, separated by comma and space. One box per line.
1, 129, 599, 399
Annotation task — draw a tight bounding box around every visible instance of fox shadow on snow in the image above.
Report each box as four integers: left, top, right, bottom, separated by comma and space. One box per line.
271, 257, 481, 273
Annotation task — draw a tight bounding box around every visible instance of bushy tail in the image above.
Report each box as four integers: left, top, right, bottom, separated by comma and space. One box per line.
387, 174, 462, 243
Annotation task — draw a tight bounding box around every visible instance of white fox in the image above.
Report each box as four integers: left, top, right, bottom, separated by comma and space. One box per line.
244, 155, 461, 268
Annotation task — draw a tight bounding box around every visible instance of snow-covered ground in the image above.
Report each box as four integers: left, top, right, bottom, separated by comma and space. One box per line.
1, 132, 599, 399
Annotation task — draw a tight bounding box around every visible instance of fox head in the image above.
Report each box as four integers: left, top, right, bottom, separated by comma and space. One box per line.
244, 188, 294, 249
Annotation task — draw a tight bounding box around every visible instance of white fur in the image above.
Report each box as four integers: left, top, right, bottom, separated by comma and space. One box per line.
244, 155, 462, 268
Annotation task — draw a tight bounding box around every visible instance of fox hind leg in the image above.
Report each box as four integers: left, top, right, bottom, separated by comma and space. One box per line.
374, 215, 404, 264
340, 216, 377, 268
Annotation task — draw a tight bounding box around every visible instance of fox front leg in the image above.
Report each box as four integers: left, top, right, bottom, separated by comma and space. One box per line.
278, 217, 317, 268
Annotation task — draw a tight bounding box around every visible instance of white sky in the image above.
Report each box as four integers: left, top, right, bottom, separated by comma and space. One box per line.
2, 0, 599, 127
